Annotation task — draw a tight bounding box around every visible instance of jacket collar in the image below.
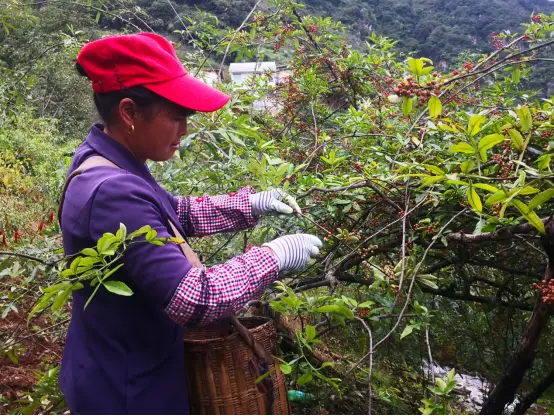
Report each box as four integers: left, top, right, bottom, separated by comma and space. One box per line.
85, 123, 156, 185
84, 124, 187, 237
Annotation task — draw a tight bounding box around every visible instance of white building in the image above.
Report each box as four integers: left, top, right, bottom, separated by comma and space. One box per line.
229, 62, 278, 86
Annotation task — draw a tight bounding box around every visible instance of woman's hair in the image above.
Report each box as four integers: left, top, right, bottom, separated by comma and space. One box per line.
76, 62, 195, 125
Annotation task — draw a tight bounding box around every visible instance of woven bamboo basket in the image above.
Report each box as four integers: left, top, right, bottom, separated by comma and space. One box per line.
183, 316, 290, 415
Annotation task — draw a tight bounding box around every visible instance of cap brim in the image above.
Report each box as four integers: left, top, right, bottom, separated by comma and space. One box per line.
144, 73, 230, 112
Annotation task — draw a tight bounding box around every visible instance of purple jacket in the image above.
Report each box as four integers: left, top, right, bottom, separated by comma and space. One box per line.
60, 124, 193, 414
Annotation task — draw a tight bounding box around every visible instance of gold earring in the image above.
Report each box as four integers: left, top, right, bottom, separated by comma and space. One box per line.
128, 124, 135, 135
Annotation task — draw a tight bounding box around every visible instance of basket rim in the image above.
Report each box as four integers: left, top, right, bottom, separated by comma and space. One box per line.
183, 315, 274, 344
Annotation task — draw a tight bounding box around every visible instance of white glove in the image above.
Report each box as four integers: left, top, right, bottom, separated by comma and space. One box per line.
250, 189, 301, 216
262, 234, 322, 272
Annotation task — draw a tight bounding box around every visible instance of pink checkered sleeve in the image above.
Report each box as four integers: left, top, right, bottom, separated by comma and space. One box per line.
165, 246, 279, 326
176, 186, 259, 237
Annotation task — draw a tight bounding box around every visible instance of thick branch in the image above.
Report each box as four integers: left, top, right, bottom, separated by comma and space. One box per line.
447, 219, 548, 243
296, 180, 369, 198
0, 251, 58, 266
421, 287, 534, 311
468, 259, 543, 278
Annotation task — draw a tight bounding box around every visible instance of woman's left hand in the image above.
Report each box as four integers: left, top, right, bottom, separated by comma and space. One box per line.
250, 189, 301, 216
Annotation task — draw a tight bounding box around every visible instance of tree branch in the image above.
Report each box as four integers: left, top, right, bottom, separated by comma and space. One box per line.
0, 251, 59, 266
447, 219, 548, 243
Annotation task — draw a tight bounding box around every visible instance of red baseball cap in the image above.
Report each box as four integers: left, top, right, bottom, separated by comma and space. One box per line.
77, 33, 230, 112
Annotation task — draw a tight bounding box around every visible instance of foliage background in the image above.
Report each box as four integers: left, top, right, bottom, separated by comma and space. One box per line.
3, 0, 554, 415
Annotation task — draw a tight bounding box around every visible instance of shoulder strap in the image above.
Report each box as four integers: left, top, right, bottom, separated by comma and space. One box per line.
58, 156, 202, 268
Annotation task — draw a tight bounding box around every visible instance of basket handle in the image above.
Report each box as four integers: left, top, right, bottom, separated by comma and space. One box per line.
229, 314, 275, 365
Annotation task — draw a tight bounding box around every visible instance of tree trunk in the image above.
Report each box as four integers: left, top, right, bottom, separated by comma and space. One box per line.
513, 367, 554, 414
479, 293, 551, 414
480, 221, 554, 415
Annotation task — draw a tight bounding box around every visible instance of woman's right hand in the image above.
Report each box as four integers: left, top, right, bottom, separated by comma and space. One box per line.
262, 234, 322, 272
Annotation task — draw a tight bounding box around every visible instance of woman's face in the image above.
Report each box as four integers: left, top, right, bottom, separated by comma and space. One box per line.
133, 102, 190, 162
114, 98, 192, 163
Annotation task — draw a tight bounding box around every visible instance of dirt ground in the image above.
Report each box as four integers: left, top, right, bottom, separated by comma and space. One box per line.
0, 307, 65, 415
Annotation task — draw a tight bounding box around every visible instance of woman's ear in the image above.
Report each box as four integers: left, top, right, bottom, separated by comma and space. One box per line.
118, 98, 138, 130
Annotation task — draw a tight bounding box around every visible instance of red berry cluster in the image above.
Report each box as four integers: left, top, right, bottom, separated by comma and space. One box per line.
359, 246, 371, 259
252, 13, 267, 24
391, 76, 442, 105
492, 34, 503, 51
307, 25, 318, 33
533, 279, 554, 304
357, 308, 371, 318
463, 62, 474, 71
383, 264, 395, 280
540, 131, 552, 141
272, 24, 295, 52
491, 140, 514, 178
532, 15, 542, 23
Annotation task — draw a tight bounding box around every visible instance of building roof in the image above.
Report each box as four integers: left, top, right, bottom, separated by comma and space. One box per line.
229, 62, 277, 74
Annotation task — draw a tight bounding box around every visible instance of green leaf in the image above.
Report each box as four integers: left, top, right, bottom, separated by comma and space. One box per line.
129, 225, 152, 239
315, 305, 341, 313
509, 129, 523, 150
529, 188, 554, 209
473, 183, 501, 193
297, 373, 313, 386
81, 248, 98, 257
417, 276, 439, 289
448, 368, 456, 383
428, 96, 442, 119
422, 164, 445, 175
407, 57, 424, 76
97, 235, 118, 254
519, 187, 540, 195
280, 363, 292, 374
485, 191, 508, 205
467, 186, 483, 213
402, 97, 413, 116
513, 67, 521, 84
467, 114, 486, 137
446, 180, 469, 186
321, 362, 335, 368
43, 282, 70, 293
516, 106, 532, 132
145, 229, 158, 241
51, 284, 73, 312
255, 368, 275, 385
421, 176, 446, 187
436, 378, 447, 391
103, 280, 133, 296
69, 256, 82, 273
336, 305, 355, 319
400, 325, 414, 339
450, 142, 475, 154
536, 154, 552, 170
358, 300, 375, 308
116, 223, 127, 241
478, 134, 504, 152
461, 161, 475, 174
512, 199, 545, 234
305, 325, 316, 341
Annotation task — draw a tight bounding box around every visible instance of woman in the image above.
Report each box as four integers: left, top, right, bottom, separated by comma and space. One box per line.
59, 32, 321, 415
